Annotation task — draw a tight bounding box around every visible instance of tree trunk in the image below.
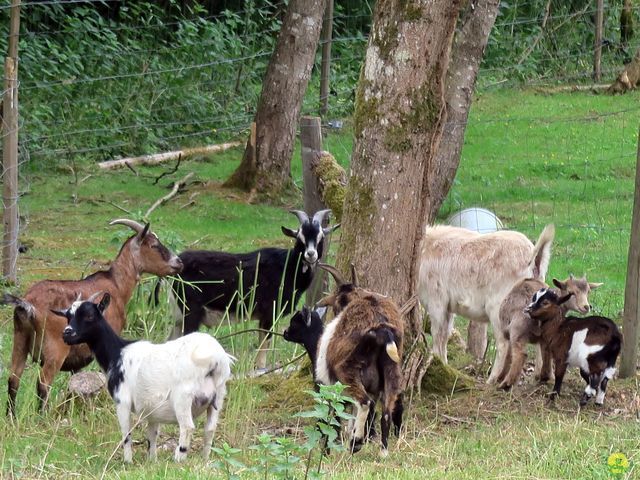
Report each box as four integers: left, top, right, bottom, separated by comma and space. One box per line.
621, 0, 634, 49
433, 0, 501, 359
224, 0, 326, 199
336, 0, 463, 389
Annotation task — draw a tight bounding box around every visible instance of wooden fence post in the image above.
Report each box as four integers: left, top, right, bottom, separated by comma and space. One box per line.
593, 0, 603, 81
319, 0, 333, 116
620, 127, 640, 378
300, 116, 331, 305
2, 0, 21, 283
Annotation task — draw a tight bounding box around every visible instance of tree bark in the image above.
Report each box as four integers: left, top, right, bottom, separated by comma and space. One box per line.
429, 0, 501, 223
224, 0, 326, 199
336, 0, 463, 389
432, 0, 501, 359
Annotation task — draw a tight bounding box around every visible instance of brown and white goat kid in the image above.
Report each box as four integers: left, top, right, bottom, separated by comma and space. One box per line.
525, 288, 622, 407
286, 264, 404, 456
497, 275, 602, 390
418, 223, 555, 383
4, 219, 183, 417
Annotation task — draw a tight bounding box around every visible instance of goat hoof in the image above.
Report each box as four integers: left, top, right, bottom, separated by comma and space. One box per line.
595, 401, 604, 407
379, 448, 389, 458
536, 375, 551, 384
350, 437, 364, 454
498, 382, 512, 391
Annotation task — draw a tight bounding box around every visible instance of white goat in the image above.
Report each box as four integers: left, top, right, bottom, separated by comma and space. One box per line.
56, 293, 232, 463
418, 224, 554, 383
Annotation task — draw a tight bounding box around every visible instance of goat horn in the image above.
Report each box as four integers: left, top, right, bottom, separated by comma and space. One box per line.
109, 218, 146, 234
86, 291, 104, 303
289, 210, 309, 225
318, 263, 345, 287
312, 209, 332, 225
350, 263, 359, 287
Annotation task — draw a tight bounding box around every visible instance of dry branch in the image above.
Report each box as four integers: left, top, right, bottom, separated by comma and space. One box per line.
98, 142, 242, 171
144, 172, 194, 220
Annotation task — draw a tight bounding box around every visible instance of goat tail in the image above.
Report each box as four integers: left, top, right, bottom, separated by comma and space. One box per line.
529, 224, 555, 282
368, 326, 401, 364
2, 293, 36, 327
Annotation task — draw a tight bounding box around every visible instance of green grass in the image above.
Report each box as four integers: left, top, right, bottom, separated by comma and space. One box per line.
1, 88, 640, 478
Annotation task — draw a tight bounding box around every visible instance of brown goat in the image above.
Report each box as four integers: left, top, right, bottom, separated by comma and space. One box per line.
4, 219, 183, 417
525, 288, 621, 407
497, 275, 602, 390
314, 264, 404, 456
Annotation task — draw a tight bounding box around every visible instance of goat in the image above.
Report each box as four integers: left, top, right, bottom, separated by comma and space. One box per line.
56, 292, 231, 462
418, 223, 555, 383
525, 288, 622, 407
4, 219, 183, 417
284, 264, 403, 456
497, 275, 602, 389
173, 209, 339, 369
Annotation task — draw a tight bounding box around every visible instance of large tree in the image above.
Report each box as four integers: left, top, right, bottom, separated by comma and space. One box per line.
436, 0, 502, 360
335, 0, 464, 388
225, 0, 326, 199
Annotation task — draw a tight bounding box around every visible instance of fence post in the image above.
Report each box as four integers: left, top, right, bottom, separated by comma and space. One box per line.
2, 0, 21, 284
620, 127, 640, 378
593, 0, 603, 81
319, 0, 333, 116
300, 116, 330, 305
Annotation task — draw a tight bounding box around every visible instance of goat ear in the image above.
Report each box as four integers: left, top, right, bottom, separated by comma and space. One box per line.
50, 309, 68, 319
137, 223, 150, 241
558, 293, 573, 305
589, 282, 603, 290
552, 278, 566, 289
98, 293, 111, 313
322, 223, 340, 235
281, 226, 298, 239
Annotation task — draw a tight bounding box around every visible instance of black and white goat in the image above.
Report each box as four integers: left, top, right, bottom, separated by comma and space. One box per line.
174, 209, 339, 369
56, 293, 232, 463
525, 288, 622, 407
283, 264, 403, 456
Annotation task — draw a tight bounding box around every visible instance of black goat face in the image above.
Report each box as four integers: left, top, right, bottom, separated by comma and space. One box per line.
524, 288, 572, 319
283, 306, 322, 344
281, 210, 340, 266
54, 294, 111, 345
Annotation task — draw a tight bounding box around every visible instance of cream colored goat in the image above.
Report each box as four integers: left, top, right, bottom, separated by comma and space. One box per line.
418, 224, 554, 383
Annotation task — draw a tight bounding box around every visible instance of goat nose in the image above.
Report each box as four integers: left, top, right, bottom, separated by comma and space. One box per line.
305, 251, 318, 263
63, 326, 73, 334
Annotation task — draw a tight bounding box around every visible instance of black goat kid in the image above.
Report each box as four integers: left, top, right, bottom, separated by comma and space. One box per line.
174, 209, 339, 369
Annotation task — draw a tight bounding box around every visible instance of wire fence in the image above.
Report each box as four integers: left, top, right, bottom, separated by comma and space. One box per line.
0, 0, 638, 318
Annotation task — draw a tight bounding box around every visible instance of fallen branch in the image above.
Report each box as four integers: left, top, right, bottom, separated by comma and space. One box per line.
144, 172, 194, 220
98, 141, 242, 171
153, 154, 183, 185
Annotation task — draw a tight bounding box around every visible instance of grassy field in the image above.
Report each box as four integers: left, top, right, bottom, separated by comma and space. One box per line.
1, 88, 640, 479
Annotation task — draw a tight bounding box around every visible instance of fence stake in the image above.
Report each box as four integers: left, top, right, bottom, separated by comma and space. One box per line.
300, 116, 330, 305
620, 127, 640, 378
319, 0, 333, 116
593, 0, 603, 81
2, 0, 21, 284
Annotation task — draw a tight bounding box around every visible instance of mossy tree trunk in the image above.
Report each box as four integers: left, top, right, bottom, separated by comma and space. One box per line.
224, 0, 325, 199
335, 0, 463, 389
435, 0, 501, 360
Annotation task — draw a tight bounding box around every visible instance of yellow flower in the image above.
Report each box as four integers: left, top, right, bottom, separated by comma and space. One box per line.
607, 452, 630, 475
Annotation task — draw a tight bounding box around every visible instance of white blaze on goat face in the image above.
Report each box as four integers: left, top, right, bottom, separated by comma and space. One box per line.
566, 328, 604, 371
315, 313, 342, 385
